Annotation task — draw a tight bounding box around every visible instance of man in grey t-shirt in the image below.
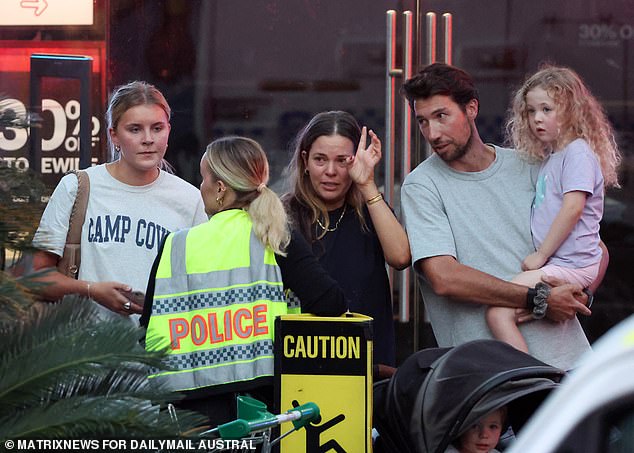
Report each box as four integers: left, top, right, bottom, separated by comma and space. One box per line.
400, 63, 600, 370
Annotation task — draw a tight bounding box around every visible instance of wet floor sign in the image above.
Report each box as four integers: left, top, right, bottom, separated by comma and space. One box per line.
275, 313, 373, 452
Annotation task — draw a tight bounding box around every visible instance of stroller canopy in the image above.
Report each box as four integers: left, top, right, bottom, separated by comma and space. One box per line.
374, 339, 565, 453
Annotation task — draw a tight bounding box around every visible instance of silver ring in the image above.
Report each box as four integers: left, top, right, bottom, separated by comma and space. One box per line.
123, 301, 131, 311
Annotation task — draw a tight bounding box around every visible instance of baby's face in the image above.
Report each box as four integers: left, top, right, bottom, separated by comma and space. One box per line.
458, 409, 504, 453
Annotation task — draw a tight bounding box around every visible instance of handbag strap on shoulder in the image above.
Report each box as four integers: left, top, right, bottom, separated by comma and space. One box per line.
65, 170, 90, 246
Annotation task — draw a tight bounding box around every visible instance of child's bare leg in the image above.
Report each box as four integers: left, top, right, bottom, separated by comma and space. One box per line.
487, 305, 529, 352
486, 270, 546, 352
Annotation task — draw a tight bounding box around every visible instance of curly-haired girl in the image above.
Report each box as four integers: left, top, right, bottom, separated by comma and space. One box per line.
487, 65, 621, 352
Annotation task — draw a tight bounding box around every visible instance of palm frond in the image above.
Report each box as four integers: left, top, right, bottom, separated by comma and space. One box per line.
44, 369, 158, 401
0, 299, 207, 437
0, 300, 168, 409
0, 395, 206, 438
0, 272, 38, 323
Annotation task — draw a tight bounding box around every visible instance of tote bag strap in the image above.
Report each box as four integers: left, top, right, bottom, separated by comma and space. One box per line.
58, 170, 90, 278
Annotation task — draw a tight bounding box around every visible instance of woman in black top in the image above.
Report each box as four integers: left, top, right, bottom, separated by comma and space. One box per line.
283, 111, 411, 367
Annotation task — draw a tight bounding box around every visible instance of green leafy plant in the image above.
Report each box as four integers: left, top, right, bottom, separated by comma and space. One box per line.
0, 298, 206, 438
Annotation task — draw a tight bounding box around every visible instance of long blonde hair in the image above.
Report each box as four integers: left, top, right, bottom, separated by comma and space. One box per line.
204, 136, 290, 255
507, 65, 621, 188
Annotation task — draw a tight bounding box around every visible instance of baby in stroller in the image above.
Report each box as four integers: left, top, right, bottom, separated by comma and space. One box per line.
372, 340, 564, 453
445, 406, 507, 453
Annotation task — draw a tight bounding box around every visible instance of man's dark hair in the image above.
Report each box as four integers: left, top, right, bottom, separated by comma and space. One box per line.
401, 63, 479, 112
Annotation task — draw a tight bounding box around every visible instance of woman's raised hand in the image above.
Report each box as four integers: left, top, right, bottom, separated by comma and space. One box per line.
348, 126, 382, 187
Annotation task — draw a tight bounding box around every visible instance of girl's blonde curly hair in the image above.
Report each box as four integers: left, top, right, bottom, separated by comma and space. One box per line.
506, 65, 621, 188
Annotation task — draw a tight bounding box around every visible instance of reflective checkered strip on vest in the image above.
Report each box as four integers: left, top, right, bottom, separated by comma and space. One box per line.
145, 209, 299, 391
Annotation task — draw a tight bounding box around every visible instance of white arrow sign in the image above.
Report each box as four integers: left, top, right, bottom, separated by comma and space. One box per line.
1, 0, 93, 26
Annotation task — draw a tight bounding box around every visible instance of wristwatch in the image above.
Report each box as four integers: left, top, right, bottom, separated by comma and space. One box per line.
526, 282, 550, 319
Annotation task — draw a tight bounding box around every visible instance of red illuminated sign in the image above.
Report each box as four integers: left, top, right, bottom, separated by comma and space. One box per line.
0, 42, 106, 188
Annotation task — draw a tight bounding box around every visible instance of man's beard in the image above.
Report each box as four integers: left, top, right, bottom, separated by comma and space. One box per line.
435, 125, 473, 163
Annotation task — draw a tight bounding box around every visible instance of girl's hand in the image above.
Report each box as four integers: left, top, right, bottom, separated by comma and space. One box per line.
522, 251, 547, 271
89, 281, 143, 315
348, 127, 382, 187
515, 308, 534, 324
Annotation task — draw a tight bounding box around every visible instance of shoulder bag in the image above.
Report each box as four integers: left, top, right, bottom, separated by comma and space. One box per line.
9, 170, 90, 279
57, 170, 90, 278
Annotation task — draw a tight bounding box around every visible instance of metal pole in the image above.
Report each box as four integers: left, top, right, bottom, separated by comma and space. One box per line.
398, 11, 413, 323
443, 13, 453, 65
384, 10, 399, 208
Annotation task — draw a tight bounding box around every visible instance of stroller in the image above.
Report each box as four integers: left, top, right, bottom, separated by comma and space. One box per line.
373, 339, 566, 453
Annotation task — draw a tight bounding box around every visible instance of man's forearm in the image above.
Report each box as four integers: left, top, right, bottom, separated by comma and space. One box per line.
419, 255, 591, 321
419, 256, 529, 308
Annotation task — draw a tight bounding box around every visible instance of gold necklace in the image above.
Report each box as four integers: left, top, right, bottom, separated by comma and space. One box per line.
316, 204, 347, 232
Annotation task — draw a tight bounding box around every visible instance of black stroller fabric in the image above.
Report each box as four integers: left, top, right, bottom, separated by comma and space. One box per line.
373, 339, 565, 453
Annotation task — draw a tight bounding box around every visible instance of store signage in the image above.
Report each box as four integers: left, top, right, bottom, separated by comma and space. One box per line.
1, 0, 93, 26
0, 44, 106, 191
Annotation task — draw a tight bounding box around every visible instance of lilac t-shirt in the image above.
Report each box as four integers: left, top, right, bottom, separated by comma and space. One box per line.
531, 138, 603, 268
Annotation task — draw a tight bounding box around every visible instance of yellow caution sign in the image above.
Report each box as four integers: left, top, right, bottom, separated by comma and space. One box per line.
275, 313, 373, 453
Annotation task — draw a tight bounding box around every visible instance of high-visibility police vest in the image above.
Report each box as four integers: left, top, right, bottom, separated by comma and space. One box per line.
146, 209, 298, 392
